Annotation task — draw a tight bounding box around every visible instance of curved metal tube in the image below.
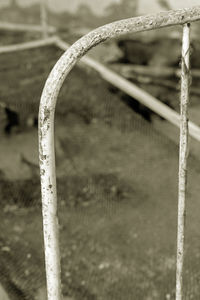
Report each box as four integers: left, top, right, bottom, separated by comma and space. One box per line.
38, 6, 200, 300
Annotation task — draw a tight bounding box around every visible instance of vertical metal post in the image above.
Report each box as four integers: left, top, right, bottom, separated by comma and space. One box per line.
39, 107, 62, 300
176, 23, 191, 300
40, 0, 48, 39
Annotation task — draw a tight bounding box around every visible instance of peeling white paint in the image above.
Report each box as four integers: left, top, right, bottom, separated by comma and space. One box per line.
38, 7, 200, 300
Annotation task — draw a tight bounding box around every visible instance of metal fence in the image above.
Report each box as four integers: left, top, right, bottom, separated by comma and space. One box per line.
1, 2, 200, 300
38, 6, 200, 300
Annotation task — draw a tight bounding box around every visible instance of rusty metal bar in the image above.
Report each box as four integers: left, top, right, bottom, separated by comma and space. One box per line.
176, 23, 191, 300
38, 7, 200, 300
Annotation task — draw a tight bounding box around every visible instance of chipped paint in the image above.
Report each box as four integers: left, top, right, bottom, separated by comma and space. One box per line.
176, 23, 191, 300
38, 7, 200, 300
43, 107, 51, 123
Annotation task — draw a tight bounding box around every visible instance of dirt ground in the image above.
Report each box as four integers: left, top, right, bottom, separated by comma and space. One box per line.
1, 5, 200, 300
1, 115, 200, 300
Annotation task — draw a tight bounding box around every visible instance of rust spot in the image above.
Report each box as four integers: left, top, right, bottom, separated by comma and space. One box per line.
44, 106, 50, 123
41, 169, 45, 176
49, 184, 52, 189
39, 127, 43, 139
41, 154, 47, 160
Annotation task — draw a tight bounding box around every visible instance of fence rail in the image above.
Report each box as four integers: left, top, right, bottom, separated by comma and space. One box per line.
1, 32, 200, 142
55, 37, 200, 142
37, 6, 200, 300
0, 36, 57, 54
0, 21, 55, 33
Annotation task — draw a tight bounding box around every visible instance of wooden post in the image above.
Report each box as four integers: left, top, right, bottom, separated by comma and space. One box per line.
40, 0, 48, 39
176, 23, 191, 300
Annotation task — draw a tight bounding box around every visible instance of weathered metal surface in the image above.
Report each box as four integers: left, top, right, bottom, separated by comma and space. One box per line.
56, 37, 200, 142
38, 6, 200, 300
176, 23, 191, 300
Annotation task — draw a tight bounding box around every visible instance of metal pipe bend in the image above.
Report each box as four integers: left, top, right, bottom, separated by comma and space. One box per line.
38, 6, 200, 300
39, 6, 200, 123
